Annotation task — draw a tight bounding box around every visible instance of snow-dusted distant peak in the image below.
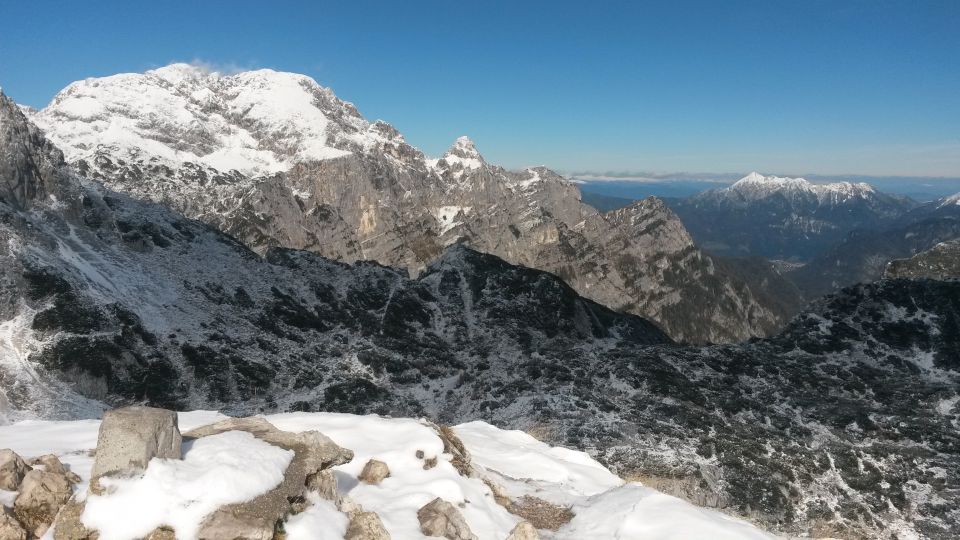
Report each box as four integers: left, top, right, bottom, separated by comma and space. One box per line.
729, 171, 876, 201
940, 192, 960, 207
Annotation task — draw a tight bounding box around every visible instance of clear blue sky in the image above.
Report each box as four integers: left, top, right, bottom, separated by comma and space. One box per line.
1, 0, 958, 176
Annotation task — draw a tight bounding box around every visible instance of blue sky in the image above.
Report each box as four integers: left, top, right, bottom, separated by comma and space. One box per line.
1, 0, 958, 176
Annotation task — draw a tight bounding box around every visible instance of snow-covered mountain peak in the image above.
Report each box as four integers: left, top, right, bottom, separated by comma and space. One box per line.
729, 171, 876, 201
30, 63, 406, 178
442, 136, 485, 167
427, 135, 487, 178
940, 192, 960, 206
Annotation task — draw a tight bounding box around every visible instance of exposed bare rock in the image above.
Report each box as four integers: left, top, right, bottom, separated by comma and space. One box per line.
0, 450, 28, 491
30, 66, 793, 344
28, 454, 80, 484
90, 406, 181, 490
505, 521, 539, 540
305, 469, 339, 504
51, 498, 97, 540
358, 459, 390, 485
0, 510, 27, 540
12, 470, 72, 538
344, 510, 391, 540
504, 496, 573, 532
184, 417, 352, 539
417, 498, 477, 540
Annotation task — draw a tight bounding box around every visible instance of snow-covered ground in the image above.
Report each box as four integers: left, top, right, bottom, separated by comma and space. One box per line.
0, 411, 777, 539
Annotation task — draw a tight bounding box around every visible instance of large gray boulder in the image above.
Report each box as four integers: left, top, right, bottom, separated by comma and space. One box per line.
13, 470, 72, 538
417, 498, 478, 540
90, 406, 181, 488
0, 449, 28, 491
184, 417, 353, 540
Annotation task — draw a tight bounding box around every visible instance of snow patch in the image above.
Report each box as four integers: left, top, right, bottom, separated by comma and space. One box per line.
82, 431, 293, 540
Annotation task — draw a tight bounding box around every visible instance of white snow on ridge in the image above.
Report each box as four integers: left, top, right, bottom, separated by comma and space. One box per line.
730, 171, 876, 201
940, 192, 960, 206
0, 411, 778, 540
31, 63, 393, 177
83, 431, 294, 540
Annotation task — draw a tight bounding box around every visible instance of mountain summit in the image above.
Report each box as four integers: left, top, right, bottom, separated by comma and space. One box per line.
670, 171, 914, 260
26, 64, 796, 343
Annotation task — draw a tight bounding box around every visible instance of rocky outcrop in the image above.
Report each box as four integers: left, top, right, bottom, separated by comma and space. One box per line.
417, 498, 477, 540
885, 239, 960, 280
0, 511, 27, 540
0, 448, 81, 539
90, 406, 181, 489
344, 510, 391, 540
13, 470, 72, 538
0, 450, 28, 491
182, 417, 352, 539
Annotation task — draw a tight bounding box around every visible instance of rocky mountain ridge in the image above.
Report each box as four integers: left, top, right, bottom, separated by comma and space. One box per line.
27, 64, 794, 343
2, 90, 959, 538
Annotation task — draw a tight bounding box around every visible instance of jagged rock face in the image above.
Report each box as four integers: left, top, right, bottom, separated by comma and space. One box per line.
3, 94, 960, 537
28, 65, 789, 343
669, 172, 916, 260
886, 239, 960, 280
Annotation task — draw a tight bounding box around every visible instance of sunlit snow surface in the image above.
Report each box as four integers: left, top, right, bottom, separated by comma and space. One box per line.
0, 411, 777, 540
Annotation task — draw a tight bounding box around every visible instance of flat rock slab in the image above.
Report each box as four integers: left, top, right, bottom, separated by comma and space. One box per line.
183, 416, 353, 540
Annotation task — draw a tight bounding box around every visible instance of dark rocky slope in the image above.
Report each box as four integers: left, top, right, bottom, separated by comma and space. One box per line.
2, 91, 959, 538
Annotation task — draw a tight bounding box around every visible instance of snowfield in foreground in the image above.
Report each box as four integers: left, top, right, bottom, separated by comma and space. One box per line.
0, 411, 776, 540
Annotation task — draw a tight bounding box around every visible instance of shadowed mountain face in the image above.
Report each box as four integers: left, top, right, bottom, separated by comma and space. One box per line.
789, 200, 960, 299
2, 91, 960, 538
886, 239, 960, 280
25, 65, 798, 344
668, 172, 916, 261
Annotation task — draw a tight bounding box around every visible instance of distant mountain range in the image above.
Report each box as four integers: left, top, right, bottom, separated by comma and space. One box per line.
23, 64, 795, 343
666, 172, 916, 260
2, 88, 960, 538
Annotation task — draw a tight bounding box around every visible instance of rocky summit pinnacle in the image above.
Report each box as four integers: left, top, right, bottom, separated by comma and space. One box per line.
28, 64, 797, 343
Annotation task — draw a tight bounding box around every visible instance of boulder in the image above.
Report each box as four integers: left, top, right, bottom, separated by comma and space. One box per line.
0, 450, 28, 491
0, 510, 27, 540
358, 459, 390, 485
90, 406, 181, 488
13, 470, 72, 538
29, 454, 81, 484
184, 417, 352, 540
417, 498, 478, 540
344, 510, 391, 540
506, 521, 539, 540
